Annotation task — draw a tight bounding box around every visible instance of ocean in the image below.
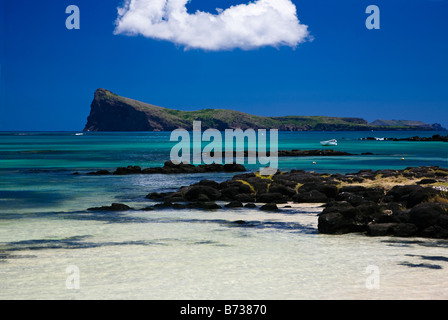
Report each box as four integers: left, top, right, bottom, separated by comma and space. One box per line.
1, 130, 447, 299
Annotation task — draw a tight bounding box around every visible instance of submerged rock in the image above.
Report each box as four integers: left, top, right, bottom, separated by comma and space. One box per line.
367, 223, 418, 237
244, 203, 257, 208
87, 203, 132, 211
87, 170, 111, 175
114, 166, 142, 175
87, 161, 247, 176
259, 203, 280, 212
225, 201, 244, 208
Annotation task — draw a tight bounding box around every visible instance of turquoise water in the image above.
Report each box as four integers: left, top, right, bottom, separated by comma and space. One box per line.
0, 131, 446, 171
1, 131, 447, 299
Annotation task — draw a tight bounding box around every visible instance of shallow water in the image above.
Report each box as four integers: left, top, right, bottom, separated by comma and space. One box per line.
2, 205, 448, 300
1, 131, 447, 299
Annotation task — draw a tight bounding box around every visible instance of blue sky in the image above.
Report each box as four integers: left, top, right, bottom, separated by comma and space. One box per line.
1, 0, 447, 131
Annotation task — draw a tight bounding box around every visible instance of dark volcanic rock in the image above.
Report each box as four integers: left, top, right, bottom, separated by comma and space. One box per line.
277, 149, 354, 157
335, 186, 385, 206
392, 223, 419, 237
87, 170, 111, 175
194, 179, 221, 189
318, 209, 359, 234
225, 201, 244, 208
93, 161, 247, 176
318, 201, 384, 234
367, 223, 418, 237
386, 185, 440, 208
297, 183, 338, 199
148, 201, 222, 210
268, 184, 297, 197
135, 165, 448, 239
335, 191, 365, 206
409, 202, 446, 230
319, 195, 447, 238
392, 134, 448, 142
184, 185, 221, 202
367, 223, 398, 237
257, 192, 287, 204
420, 225, 448, 239
87, 203, 132, 211
191, 202, 222, 210
259, 203, 280, 212
417, 178, 438, 185
407, 187, 439, 208
146, 192, 169, 200
114, 166, 142, 175
235, 193, 256, 202
385, 185, 422, 207
293, 190, 328, 203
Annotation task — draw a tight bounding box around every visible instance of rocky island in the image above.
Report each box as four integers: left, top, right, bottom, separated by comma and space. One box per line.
84, 89, 445, 132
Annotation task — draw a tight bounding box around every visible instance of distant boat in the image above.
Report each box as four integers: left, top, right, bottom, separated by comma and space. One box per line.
75, 133, 84, 136
320, 139, 338, 146
375, 137, 385, 141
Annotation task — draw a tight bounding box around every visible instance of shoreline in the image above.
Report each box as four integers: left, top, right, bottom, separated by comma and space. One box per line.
87, 162, 448, 239
358, 134, 448, 142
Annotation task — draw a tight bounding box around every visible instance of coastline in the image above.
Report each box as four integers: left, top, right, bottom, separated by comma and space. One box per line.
85, 161, 448, 239
1, 131, 448, 300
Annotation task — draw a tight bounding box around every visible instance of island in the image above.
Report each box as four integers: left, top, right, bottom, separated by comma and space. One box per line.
84, 89, 445, 132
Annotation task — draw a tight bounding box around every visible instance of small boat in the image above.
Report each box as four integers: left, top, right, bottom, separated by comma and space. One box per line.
374, 137, 385, 141
320, 139, 338, 146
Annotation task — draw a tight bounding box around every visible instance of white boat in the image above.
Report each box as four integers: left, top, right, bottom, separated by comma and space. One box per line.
320, 139, 338, 146
375, 137, 385, 141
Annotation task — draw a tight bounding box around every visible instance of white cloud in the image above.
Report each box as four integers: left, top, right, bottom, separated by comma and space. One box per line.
114, 0, 311, 51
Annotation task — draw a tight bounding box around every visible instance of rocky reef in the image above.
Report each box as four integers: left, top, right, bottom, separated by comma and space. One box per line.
86, 161, 246, 175
390, 134, 448, 142
83, 149, 356, 176
142, 166, 448, 239
84, 156, 448, 239
359, 134, 448, 142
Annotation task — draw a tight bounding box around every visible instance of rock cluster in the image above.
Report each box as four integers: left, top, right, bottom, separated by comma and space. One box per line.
86, 165, 448, 239
318, 185, 447, 238
277, 149, 354, 157
390, 134, 448, 142
359, 134, 448, 142
146, 166, 448, 238
87, 161, 246, 175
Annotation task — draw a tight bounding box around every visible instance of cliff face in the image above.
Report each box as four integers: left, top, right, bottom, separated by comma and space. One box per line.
84, 89, 186, 131
84, 89, 446, 132
84, 89, 151, 131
